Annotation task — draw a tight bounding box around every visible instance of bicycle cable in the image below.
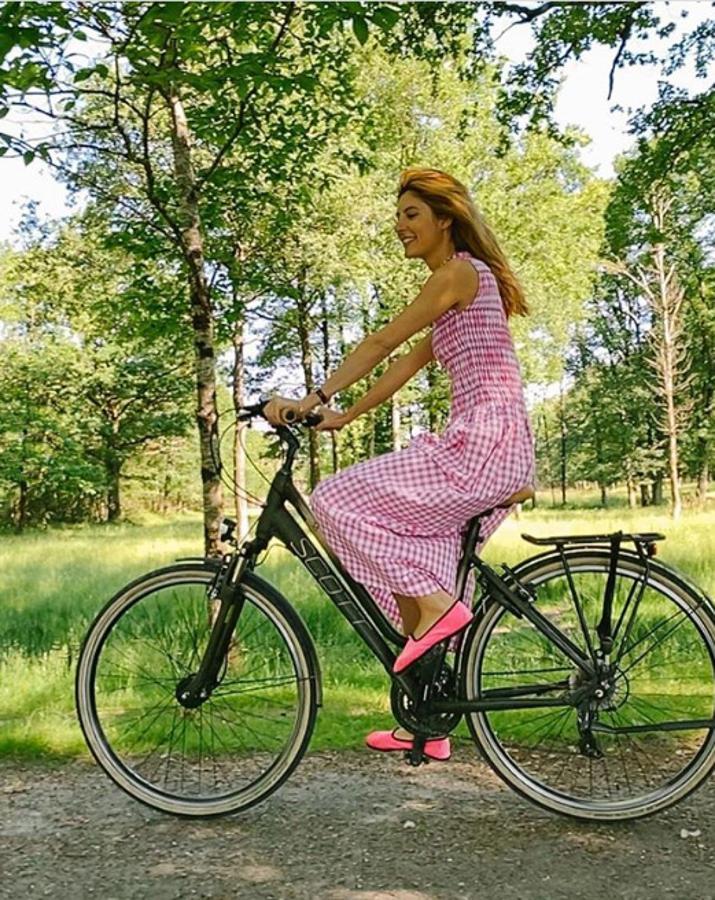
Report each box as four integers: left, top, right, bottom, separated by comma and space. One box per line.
210, 404, 267, 506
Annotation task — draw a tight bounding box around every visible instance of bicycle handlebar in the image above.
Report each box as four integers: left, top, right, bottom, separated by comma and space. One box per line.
237, 397, 324, 428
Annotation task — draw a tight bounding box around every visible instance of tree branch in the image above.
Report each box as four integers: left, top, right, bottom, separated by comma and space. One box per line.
197, 2, 297, 189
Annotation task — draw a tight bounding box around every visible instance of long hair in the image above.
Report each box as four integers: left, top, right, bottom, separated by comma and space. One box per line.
397, 167, 529, 318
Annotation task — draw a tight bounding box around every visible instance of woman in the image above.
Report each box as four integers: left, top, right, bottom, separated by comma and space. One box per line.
264, 167, 535, 761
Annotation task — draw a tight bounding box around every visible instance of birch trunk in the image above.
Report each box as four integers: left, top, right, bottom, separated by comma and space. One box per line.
231, 317, 250, 540
167, 85, 223, 555
297, 281, 320, 489
652, 233, 683, 520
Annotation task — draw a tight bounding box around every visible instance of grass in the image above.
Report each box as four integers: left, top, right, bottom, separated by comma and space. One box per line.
0, 496, 713, 760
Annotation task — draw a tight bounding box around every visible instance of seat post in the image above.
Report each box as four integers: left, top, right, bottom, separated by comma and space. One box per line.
455, 514, 485, 602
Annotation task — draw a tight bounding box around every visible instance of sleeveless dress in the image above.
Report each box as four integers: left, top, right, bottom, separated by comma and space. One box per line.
308, 250, 536, 634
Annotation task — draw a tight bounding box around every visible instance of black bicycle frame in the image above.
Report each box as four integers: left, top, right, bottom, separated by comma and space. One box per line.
206, 423, 594, 713
192, 419, 715, 734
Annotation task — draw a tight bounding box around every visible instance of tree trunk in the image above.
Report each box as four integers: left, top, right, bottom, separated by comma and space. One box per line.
297, 283, 320, 489
16, 478, 28, 532
391, 392, 401, 452
368, 408, 376, 458
626, 475, 638, 509
161, 458, 172, 514
106, 454, 121, 522
320, 290, 339, 475
558, 384, 567, 505
696, 452, 709, 506
652, 473, 664, 505
232, 317, 250, 540
640, 483, 650, 506
541, 409, 556, 505
652, 223, 684, 520
167, 83, 223, 556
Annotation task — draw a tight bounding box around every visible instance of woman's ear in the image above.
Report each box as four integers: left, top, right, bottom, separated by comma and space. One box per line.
439, 215, 453, 232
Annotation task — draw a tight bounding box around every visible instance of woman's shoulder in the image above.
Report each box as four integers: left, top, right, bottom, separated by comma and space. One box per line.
454, 250, 491, 273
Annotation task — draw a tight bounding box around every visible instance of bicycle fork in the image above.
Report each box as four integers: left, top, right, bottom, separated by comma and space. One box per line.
176, 545, 257, 709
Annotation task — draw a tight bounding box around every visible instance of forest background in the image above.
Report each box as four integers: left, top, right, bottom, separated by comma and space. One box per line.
0, 1, 713, 755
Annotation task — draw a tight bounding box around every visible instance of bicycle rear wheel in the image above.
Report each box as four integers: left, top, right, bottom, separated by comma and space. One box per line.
76, 563, 319, 817
462, 550, 715, 821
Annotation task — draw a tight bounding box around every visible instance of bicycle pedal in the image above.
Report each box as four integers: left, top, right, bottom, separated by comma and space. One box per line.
403, 750, 429, 767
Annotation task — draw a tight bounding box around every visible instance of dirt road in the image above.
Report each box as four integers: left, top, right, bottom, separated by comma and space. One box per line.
1, 748, 714, 899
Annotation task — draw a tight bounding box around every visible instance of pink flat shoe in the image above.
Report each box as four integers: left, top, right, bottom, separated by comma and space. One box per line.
393, 601, 474, 674
365, 728, 451, 761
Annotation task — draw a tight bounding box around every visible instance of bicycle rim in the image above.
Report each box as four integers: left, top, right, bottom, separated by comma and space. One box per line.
76, 566, 318, 817
463, 552, 715, 821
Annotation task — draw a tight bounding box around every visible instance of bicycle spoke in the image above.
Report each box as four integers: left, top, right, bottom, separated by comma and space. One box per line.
469, 556, 715, 818
82, 572, 315, 810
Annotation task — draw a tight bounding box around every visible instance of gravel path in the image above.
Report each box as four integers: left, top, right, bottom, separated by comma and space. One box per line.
1, 748, 715, 899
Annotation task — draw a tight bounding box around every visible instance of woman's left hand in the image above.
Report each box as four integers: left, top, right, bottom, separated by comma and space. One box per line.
263, 394, 306, 426
314, 408, 352, 432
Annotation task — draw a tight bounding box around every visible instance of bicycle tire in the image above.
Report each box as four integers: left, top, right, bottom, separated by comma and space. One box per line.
461, 549, 715, 821
76, 562, 320, 817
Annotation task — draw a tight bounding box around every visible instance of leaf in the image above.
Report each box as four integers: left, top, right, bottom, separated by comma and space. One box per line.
0, 32, 14, 62
156, 2, 185, 24
0, 106, 8, 119
352, 16, 369, 45
73, 68, 94, 83
371, 7, 400, 32
22, 150, 34, 166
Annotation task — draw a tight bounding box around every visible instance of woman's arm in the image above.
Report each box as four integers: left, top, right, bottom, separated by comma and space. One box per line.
301, 260, 473, 413
343, 333, 434, 424
300, 335, 390, 412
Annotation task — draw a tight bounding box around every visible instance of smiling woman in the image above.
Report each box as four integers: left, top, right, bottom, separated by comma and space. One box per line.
284, 165, 538, 757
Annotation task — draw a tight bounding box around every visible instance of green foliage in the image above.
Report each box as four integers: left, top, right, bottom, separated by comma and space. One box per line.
0, 210, 196, 526
0, 3, 712, 522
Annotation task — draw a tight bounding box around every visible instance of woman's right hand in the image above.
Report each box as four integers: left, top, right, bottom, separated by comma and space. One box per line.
314, 408, 352, 432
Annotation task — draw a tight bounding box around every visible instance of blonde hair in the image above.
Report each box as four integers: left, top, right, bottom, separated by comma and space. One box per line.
398, 167, 529, 318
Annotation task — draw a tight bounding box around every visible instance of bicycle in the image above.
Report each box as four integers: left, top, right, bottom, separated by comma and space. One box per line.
76, 398, 715, 820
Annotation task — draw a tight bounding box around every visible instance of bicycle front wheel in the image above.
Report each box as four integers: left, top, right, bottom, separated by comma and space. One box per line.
76, 563, 319, 817
462, 549, 715, 821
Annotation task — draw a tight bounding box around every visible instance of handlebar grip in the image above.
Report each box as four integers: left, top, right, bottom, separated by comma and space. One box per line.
283, 409, 323, 427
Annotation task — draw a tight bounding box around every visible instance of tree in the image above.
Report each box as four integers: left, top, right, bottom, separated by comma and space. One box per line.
0, 207, 195, 524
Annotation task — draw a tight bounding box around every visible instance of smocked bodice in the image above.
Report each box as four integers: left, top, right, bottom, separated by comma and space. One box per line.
432, 251, 527, 418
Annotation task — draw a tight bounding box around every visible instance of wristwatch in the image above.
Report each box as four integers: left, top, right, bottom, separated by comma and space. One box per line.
315, 386, 331, 404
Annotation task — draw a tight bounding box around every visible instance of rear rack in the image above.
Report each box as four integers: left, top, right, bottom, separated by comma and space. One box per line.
521, 531, 665, 548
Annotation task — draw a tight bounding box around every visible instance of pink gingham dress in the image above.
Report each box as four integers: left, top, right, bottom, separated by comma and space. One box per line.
309, 250, 535, 634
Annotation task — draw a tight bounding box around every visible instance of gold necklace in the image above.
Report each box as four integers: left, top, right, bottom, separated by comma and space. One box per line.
437, 250, 456, 270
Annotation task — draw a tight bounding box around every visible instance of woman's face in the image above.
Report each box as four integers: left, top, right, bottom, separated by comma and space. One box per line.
394, 189, 449, 260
